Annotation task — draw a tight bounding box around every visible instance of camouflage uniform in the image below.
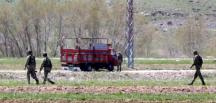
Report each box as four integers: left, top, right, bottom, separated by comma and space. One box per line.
25, 54, 39, 84
40, 55, 55, 84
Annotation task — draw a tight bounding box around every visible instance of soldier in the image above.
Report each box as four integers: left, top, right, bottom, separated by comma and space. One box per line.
188, 51, 206, 85
39, 53, 55, 84
117, 53, 123, 72
24, 51, 39, 85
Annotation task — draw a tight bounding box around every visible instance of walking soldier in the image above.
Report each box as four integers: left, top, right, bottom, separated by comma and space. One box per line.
188, 51, 206, 85
24, 51, 39, 85
39, 53, 55, 84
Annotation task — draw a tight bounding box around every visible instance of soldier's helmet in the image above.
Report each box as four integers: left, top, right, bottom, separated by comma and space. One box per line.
43, 53, 47, 57
27, 50, 32, 55
193, 51, 198, 55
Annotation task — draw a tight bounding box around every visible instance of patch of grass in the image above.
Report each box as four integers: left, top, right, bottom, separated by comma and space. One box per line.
0, 58, 215, 70
0, 93, 216, 102
135, 59, 215, 64
135, 59, 192, 64
0, 58, 60, 70
56, 80, 188, 87
1, 78, 216, 87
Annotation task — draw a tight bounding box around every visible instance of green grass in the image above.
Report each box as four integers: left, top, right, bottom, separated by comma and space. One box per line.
0, 93, 216, 102
0, 58, 60, 70
1, 79, 216, 87
0, 58, 215, 70
135, 59, 192, 64
135, 59, 216, 64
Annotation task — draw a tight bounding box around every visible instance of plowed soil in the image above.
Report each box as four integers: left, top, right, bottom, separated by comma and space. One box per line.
0, 86, 213, 94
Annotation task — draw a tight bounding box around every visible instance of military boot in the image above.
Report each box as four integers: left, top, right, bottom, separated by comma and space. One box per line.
36, 79, 39, 85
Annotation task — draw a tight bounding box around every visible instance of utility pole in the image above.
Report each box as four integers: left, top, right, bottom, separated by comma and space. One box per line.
126, 0, 134, 68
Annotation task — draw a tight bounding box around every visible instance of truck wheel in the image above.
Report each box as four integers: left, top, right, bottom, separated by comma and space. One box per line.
107, 64, 114, 71
80, 65, 86, 71
86, 64, 92, 71
94, 65, 100, 71
68, 65, 74, 71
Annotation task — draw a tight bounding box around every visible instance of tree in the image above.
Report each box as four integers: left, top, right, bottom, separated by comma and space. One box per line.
0, 4, 11, 56
126, 0, 134, 68
176, 15, 207, 56
134, 14, 158, 57
105, 0, 126, 52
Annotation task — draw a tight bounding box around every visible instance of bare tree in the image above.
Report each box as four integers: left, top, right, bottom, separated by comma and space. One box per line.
176, 15, 207, 56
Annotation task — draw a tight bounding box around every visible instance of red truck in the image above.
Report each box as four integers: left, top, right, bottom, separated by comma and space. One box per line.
60, 38, 119, 71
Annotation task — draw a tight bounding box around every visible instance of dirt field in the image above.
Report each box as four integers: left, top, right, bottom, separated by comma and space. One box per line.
0, 86, 214, 94
1, 69, 216, 81
1, 70, 216, 93
1, 70, 216, 102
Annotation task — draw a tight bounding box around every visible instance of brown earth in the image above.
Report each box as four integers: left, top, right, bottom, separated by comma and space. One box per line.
1, 69, 216, 81
1, 70, 216, 103
0, 86, 214, 94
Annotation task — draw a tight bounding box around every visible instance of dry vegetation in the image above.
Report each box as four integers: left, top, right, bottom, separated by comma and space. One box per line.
0, 0, 216, 58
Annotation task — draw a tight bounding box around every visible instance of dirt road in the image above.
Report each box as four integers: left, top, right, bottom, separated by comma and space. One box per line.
0, 86, 214, 94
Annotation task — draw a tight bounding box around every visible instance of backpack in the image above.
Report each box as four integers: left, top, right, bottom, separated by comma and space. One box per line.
198, 56, 203, 65
28, 56, 36, 65
44, 57, 52, 68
